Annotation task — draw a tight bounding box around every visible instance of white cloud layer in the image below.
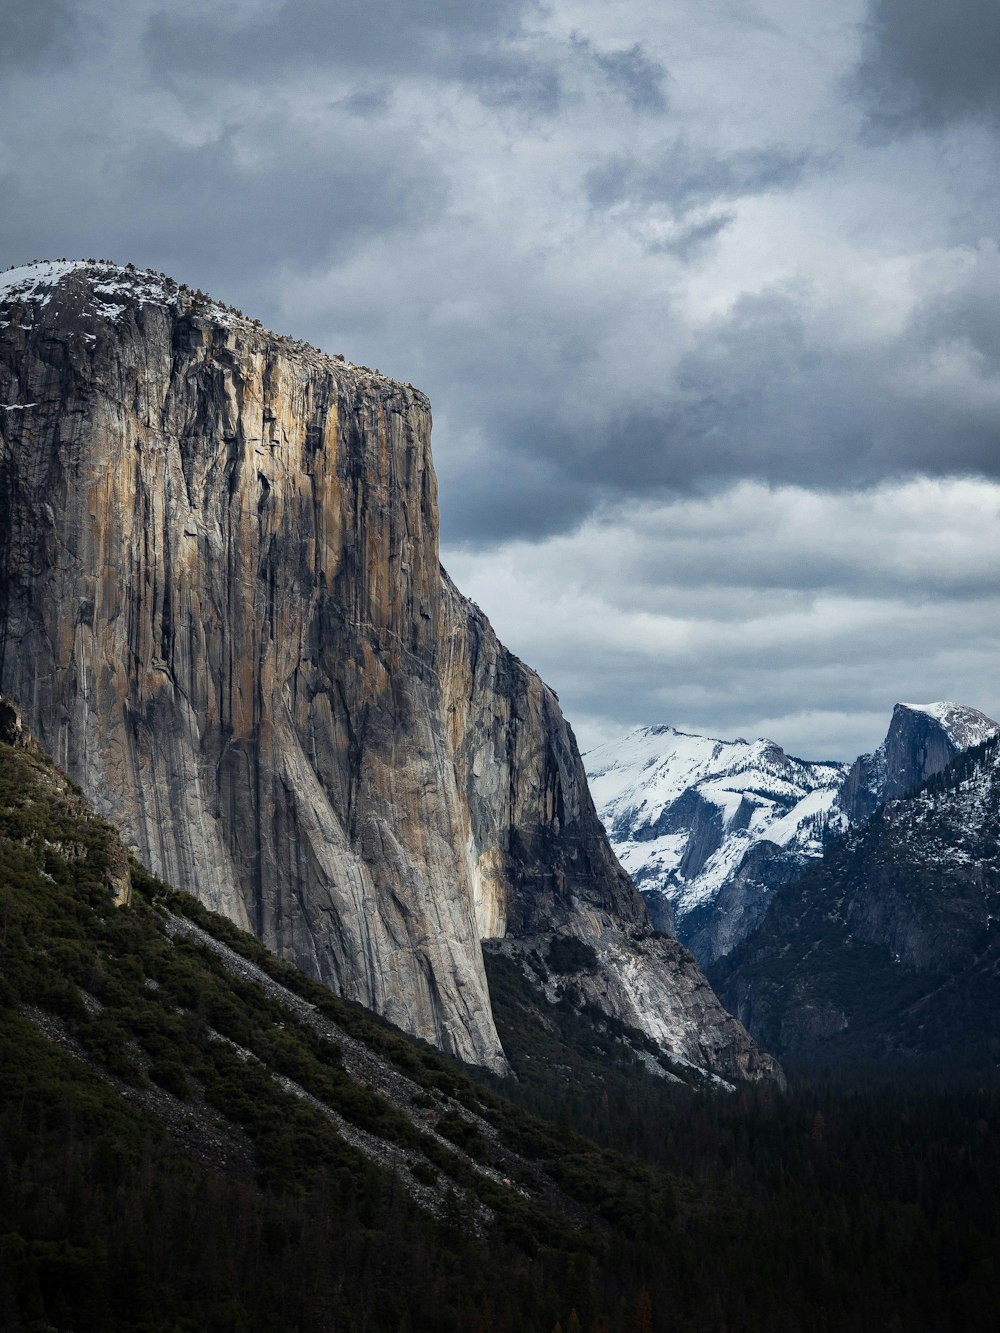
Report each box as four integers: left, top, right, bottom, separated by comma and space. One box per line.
444, 478, 1000, 758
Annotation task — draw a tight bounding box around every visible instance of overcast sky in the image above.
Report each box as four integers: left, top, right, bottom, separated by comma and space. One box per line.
3, 0, 999, 759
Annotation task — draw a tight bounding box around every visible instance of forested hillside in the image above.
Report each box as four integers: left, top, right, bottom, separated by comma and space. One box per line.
2, 722, 999, 1331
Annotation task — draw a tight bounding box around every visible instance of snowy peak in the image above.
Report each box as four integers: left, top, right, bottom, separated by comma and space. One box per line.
585, 702, 998, 967
897, 701, 998, 753
586, 725, 844, 837
584, 725, 848, 957
838, 702, 999, 826
709, 730, 1000, 1065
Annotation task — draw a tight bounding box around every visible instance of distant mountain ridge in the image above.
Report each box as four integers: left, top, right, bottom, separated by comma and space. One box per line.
585, 702, 999, 965
839, 701, 998, 825
708, 730, 1000, 1066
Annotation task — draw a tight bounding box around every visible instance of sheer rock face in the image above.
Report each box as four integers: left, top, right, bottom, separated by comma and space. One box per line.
0, 261, 779, 1083
837, 702, 999, 826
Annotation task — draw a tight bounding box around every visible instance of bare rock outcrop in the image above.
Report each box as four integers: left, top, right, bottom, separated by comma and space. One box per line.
838, 702, 999, 826
0, 260, 779, 1082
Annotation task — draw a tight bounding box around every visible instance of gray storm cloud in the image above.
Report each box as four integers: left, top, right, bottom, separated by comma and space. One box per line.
1, 0, 998, 754
144, 0, 552, 100
432, 249, 1000, 543
856, 0, 1000, 132
444, 479, 1000, 759
573, 36, 670, 113
584, 141, 814, 213
0, 0, 79, 70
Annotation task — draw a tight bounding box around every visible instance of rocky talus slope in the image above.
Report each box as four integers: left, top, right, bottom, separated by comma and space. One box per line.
0, 260, 778, 1083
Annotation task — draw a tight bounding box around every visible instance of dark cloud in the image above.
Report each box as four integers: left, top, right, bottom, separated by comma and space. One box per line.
584, 157, 630, 209
0, 0, 78, 69
910, 269, 1000, 368
591, 41, 669, 113
445, 478, 1000, 760
621, 286, 1000, 488
120, 124, 448, 279
855, 0, 1000, 133
650, 211, 734, 259
439, 272, 1000, 546
0, 117, 448, 304
335, 87, 393, 119
457, 50, 563, 115
144, 0, 544, 102
585, 140, 813, 214
440, 445, 596, 543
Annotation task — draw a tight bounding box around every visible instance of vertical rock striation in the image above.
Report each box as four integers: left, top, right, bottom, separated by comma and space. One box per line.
0, 260, 779, 1082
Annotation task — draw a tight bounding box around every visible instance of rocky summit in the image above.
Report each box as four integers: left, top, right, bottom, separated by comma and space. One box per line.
708, 731, 1000, 1065
837, 701, 999, 826
586, 702, 998, 967
0, 260, 778, 1084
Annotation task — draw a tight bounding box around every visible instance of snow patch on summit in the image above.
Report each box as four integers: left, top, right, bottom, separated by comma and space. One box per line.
0, 259, 402, 388
0, 259, 85, 302
0, 259, 244, 330
585, 725, 847, 927
586, 702, 999, 966
899, 702, 998, 752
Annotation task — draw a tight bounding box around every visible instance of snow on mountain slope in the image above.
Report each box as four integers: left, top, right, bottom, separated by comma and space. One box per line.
837, 702, 1000, 827
585, 703, 999, 966
709, 732, 1000, 1065
585, 726, 847, 946
901, 702, 998, 750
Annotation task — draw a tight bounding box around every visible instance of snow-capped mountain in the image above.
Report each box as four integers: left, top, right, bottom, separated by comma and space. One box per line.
838, 701, 999, 826
585, 727, 848, 960
709, 729, 1000, 1066
585, 703, 999, 965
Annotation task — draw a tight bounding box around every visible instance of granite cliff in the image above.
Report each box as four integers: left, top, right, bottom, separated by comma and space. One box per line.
0, 260, 778, 1083
837, 701, 998, 826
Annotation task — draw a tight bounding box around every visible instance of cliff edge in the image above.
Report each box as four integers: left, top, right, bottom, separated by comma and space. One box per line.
0, 260, 779, 1082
